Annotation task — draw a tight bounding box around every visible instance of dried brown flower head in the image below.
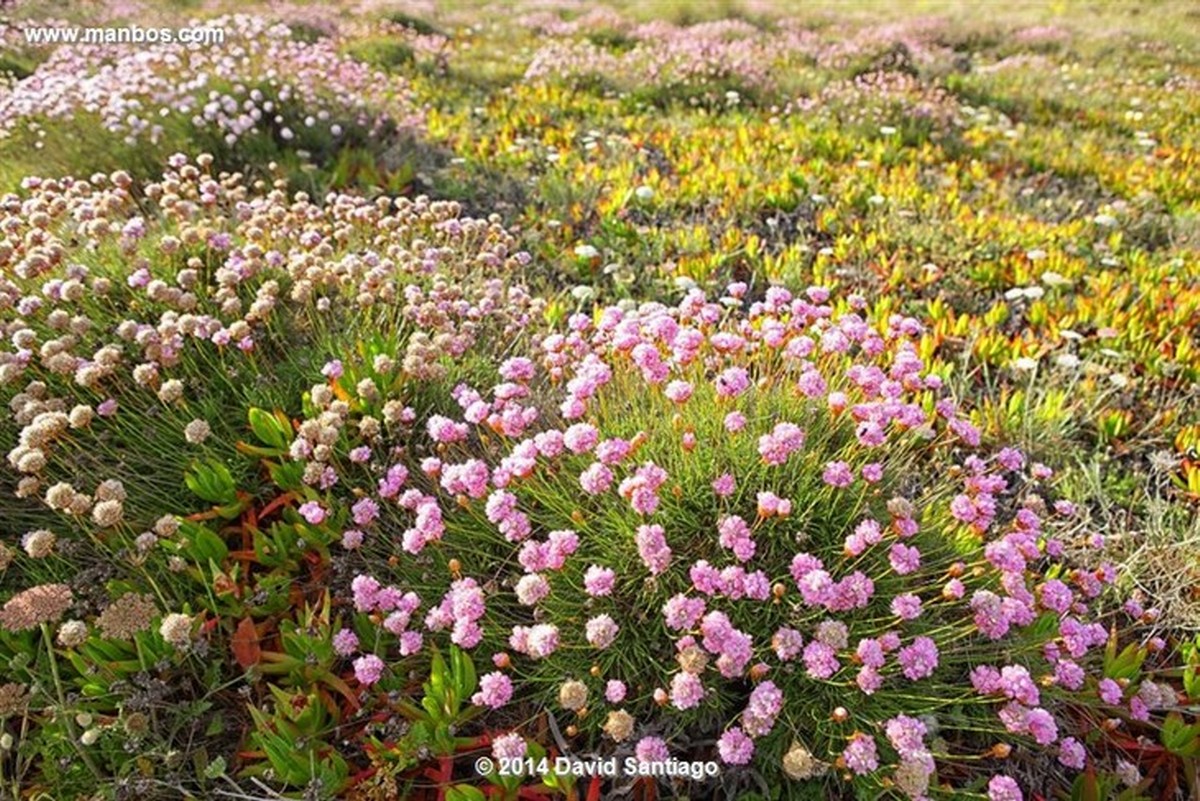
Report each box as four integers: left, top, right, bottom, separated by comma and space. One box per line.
0, 683, 28, 717
96, 592, 158, 641
0, 583, 73, 632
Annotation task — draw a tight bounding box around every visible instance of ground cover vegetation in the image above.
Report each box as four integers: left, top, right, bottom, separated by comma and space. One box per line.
0, 1, 1197, 799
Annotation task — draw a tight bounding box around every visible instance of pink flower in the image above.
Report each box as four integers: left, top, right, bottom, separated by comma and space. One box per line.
563, 423, 599, 454
580, 462, 614, 495
351, 497, 379, 527
665, 380, 694, 404
843, 733, 879, 775
1025, 707, 1059, 745
897, 637, 938, 680
889, 543, 921, 575
891, 594, 923, 621
758, 422, 805, 466
619, 462, 668, 516
1098, 678, 1123, 705
595, 438, 631, 465
515, 574, 550, 606
803, 641, 839, 679
756, 492, 790, 517
509, 623, 559, 659
972, 590, 1012, 639
996, 447, 1025, 472
584, 566, 616, 596
741, 681, 783, 736
717, 727, 754, 764
332, 628, 359, 656
884, 715, 928, 760
724, 411, 747, 433
353, 654, 385, 685
585, 614, 620, 649
717, 515, 755, 562
999, 665, 1040, 705
534, 430, 565, 458
499, 357, 535, 382
636, 524, 672, 575
715, 367, 750, 398
1058, 737, 1086, 769
988, 776, 1023, 801
635, 736, 670, 763
822, 461, 853, 488
669, 672, 706, 709
426, 579, 484, 648
472, 671, 514, 709
663, 594, 706, 630
492, 732, 526, 761
427, 415, 468, 444
855, 638, 886, 669
857, 666, 883, 695
605, 680, 627, 703
771, 627, 804, 661
712, 473, 736, 497
298, 501, 327, 525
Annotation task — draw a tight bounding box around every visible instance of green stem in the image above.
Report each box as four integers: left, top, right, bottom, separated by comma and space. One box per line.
39, 624, 103, 781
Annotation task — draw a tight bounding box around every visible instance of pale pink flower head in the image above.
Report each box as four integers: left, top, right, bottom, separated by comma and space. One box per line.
298, 501, 327, 525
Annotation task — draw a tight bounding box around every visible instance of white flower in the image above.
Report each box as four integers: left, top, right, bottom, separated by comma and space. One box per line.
573, 244, 599, 260
184, 419, 211, 445
558, 679, 589, 711
92, 499, 124, 528
56, 619, 88, 647
1109, 373, 1131, 388
1055, 354, 1080, 369
21, 529, 55, 558
880, 125, 897, 135
157, 378, 184, 403
634, 186, 654, 201
1026, 248, 1048, 261
1040, 271, 1071, 287
1093, 213, 1117, 227
1012, 357, 1039, 371
159, 613, 192, 649
1115, 758, 1141, 787
570, 285, 595, 302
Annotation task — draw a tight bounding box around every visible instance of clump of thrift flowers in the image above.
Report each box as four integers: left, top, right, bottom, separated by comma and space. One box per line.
304, 283, 1154, 797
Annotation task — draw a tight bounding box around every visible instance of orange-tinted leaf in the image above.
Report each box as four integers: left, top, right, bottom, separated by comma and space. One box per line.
231, 616, 261, 669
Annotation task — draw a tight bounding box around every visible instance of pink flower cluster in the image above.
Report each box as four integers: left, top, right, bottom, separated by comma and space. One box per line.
351, 575, 422, 656
301, 280, 1147, 798
425, 578, 486, 648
